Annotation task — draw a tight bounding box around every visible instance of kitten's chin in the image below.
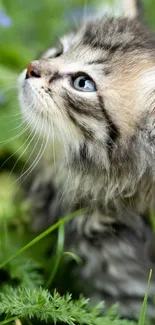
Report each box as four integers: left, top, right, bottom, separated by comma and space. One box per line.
19, 94, 52, 141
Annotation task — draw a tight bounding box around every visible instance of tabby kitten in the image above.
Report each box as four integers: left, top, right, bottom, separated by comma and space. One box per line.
18, 0, 155, 319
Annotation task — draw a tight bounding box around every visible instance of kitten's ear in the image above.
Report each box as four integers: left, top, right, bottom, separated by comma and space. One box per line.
123, 0, 144, 20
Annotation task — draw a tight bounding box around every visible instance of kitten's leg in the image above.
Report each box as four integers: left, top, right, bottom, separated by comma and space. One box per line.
65, 213, 155, 320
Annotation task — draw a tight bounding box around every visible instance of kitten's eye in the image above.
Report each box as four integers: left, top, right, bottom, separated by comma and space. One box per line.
72, 75, 96, 92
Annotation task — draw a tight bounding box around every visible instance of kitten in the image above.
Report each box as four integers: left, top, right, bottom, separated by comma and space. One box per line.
18, 0, 155, 319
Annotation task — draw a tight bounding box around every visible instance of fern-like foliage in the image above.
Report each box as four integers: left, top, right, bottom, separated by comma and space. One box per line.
7, 259, 44, 288
0, 287, 136, 325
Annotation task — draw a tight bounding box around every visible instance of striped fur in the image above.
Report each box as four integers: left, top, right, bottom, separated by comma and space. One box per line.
18, 1, 155, 320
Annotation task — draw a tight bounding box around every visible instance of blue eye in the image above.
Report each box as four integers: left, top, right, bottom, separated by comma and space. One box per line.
72, 75, 96, 92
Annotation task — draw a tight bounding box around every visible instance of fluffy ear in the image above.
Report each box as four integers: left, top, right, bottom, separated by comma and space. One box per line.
123, 0, 144, 20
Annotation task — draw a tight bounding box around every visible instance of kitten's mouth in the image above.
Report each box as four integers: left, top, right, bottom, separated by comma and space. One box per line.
18, 71, 45, 121
19, 69, 47, 108
18, 69, 59, 133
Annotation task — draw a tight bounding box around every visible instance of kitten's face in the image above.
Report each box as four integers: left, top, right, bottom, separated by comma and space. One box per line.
19, 17, 155, 170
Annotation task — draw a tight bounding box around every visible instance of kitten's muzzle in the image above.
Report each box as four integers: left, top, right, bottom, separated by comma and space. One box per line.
26, 62, 41, 79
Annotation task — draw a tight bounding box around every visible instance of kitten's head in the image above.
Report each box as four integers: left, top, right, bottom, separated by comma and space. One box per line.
19, 0, 155, 174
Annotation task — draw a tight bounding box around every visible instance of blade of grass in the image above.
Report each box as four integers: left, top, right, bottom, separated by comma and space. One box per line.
149, 208, 155, 232
138, 269, 152, 325
0, 209, 83, 270
46, 232, 82, 288
46, 222, 65, 288
0, 315, 21, 325
63, 251, 82, 264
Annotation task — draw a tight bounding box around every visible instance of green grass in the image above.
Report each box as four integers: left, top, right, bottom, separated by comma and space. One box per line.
0, 0, 155, 324
0, 202, 153, 325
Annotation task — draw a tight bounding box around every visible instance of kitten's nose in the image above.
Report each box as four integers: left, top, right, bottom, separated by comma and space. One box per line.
25, 62, 41, 79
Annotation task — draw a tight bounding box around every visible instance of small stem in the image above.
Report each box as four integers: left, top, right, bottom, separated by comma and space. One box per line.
0, 209, 82, 270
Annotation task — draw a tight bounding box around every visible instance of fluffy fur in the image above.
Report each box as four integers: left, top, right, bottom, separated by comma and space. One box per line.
18, 0, 155, 319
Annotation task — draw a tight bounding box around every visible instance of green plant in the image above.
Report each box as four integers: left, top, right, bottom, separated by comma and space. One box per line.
0, 200, 153, 325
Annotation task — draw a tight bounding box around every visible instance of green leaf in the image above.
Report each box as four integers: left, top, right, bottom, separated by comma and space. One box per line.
0, 287, 136, 325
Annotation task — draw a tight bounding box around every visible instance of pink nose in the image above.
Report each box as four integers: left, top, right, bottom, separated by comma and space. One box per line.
25, 62, 41, 79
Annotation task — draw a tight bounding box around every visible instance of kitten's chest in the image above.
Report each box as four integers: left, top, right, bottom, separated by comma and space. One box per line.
59, 165, 154, 223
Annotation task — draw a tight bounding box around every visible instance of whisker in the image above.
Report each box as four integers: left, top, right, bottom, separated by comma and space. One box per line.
51, 121, 56, 171
0, 100, 37, 144
7, 115, 40, 176
8, 118, 28, 132
61, 0, 78, 29
57, 120, 69, 168
1, 112, 22, 119
19, 113, 47, 177
83, 0, 89, 23
55, 116, 73, 205
58, 166, 71, 206
17, 115, 50, 183
0, 121, 30, 146
0, 114, 38, 170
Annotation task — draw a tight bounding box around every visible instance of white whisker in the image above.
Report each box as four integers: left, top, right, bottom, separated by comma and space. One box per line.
51, 121, 56, 172
16, 113, 51, 183
57, 120, 70, 168
8, 114, 40, 176
0, 122, 30, 146
8, 119, 27, 132
0, 113, 38, 171
1, 112, 22, 118
61, 0, 78, 29
83, 0, 89, 23
19, 112, 47, 177
0, 99, 38, 144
